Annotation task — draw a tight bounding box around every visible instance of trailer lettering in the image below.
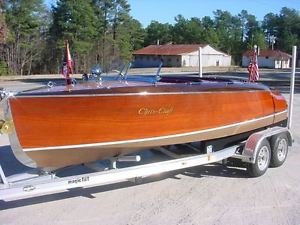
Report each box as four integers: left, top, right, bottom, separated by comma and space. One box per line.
23, 185, 36, 192
68, 176, 90, 184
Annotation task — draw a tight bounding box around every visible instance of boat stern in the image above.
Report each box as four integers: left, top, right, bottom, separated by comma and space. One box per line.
271, 89, 288, 123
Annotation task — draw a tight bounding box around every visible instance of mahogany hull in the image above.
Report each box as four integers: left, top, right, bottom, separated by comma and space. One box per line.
4, 78, 288, 169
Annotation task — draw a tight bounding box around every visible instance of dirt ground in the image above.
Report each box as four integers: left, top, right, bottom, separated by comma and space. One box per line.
0, 72, 299, 225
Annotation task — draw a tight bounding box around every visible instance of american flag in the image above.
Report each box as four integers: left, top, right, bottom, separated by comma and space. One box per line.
248, 51, 259, 82
62, 40, 73, 85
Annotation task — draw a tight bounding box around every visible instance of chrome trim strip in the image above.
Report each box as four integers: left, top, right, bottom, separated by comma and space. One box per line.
23, 111, 287, 152
16, 90, 268, 98
274, 110, 288, 116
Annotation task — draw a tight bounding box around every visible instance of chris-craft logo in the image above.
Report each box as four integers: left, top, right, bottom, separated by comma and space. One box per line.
138, 106, 173, 116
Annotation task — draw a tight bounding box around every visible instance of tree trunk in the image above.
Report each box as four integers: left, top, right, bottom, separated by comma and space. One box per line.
27, 54, 33, 75
102, 8, 108, 71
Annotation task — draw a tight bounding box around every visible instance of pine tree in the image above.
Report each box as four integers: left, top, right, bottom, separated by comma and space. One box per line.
5, 0, 46, 75
0, 0, 7, 45
93, 0, 139, 71
50, 0, 98, 73
277, 7, 300, 52
0, 0, 9, 75
144, 21, 172, 45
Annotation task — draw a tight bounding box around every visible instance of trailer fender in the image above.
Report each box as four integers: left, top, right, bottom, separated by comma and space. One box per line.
242, 127, 292, 164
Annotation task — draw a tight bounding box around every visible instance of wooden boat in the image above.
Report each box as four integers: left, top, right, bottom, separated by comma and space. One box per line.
0, 75, 287, 169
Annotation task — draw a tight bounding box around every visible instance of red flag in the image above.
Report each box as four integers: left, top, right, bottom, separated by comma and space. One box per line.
248, 51, 259, 82
62, 40, 73, 85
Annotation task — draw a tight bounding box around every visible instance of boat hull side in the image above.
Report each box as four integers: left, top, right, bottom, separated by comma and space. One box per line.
24, 112, 284, 168
10, 91, 276, 147
7, 90, 287, 168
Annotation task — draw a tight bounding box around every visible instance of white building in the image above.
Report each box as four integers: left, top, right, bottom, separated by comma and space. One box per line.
133, 44, 231, 68
242, 50, 292, 69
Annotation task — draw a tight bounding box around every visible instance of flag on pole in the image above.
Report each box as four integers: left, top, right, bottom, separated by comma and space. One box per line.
62, 40, 73, 85
248, 51, 259, 82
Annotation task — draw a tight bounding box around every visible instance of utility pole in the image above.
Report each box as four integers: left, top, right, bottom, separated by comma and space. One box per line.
270, 35, 276, 50
198, 47, 202, 78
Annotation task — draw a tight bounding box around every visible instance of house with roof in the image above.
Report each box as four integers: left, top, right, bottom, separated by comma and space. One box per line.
242, 50, 292, 69
133, 44, 231, 68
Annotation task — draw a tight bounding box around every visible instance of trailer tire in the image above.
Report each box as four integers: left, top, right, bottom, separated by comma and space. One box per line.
270, 133, 288, 168
247, 139, 271, 177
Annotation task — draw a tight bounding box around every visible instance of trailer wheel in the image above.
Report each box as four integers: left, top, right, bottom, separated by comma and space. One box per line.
247, 139, 271, 177
270, 133, 288, 167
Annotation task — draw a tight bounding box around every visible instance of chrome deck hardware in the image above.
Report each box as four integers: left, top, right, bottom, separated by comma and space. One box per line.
156, 61, 163, 82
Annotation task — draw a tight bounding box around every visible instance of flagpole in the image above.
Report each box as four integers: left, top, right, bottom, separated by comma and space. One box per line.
64, 40, 72, 85
248, 45, 259, 82
288, 46, 297, 130
254, 44, 257, 60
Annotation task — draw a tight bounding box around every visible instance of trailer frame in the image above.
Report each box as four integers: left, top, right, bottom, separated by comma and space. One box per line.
0, 126, 292, 201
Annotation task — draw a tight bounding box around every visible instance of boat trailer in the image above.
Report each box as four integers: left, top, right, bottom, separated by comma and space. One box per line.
0, 126, 292, 201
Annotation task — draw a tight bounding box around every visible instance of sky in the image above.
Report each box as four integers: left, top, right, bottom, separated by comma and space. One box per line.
45, 0, 300, 27
127, 0, 300, 27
